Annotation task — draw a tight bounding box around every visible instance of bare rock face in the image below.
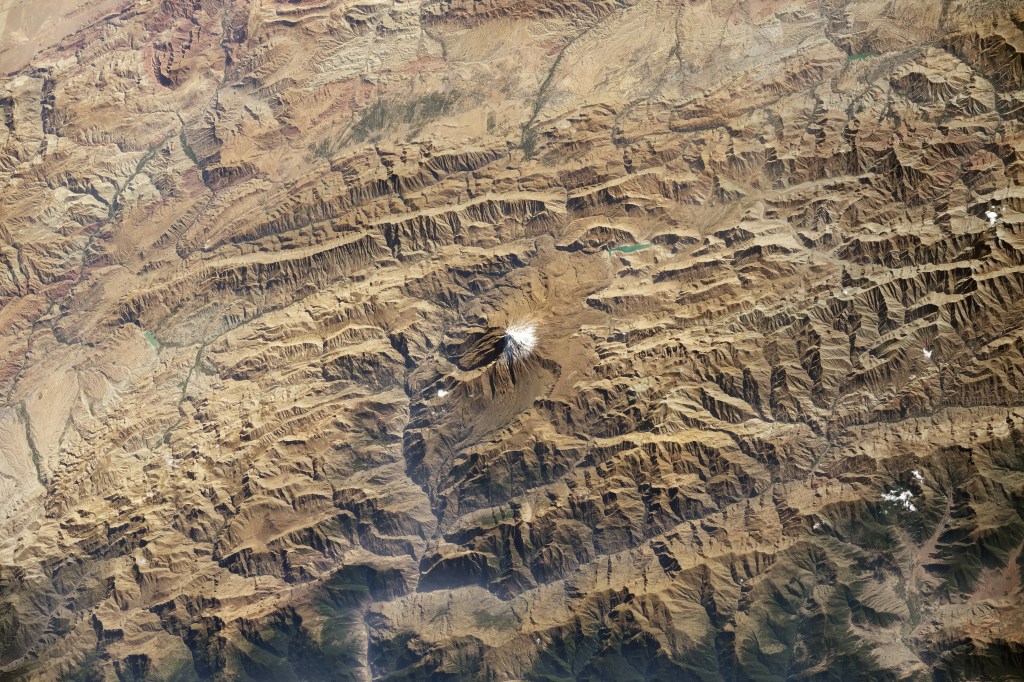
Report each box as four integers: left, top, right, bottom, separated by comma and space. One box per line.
2, 0, 1024, 679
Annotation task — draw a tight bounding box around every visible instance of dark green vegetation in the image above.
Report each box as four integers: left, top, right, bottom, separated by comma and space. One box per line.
369, 631, 488, 681
734, 543, 901, 682
308, 91, 461, 159
528, 603, 718, 682
197, 565, 402, 681
4, 566, 400, 682
350, 92, 459, 144
520, 545, 902, 682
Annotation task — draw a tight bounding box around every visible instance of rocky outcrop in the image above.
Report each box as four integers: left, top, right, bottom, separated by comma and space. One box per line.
2, 0, 1024, 680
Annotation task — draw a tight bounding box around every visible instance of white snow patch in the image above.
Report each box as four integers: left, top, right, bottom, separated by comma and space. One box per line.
911, 469, 924, 481
923, 348, 933, 360
882, 488, 917, 512
436, 388, 449, 398
504, 322, 538, 362
986, 209, 999, 225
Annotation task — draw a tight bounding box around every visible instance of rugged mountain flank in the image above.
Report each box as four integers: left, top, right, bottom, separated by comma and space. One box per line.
2, 0, 1024, 679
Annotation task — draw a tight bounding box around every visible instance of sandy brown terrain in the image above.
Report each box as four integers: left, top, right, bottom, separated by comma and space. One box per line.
1, 0, 1024, 679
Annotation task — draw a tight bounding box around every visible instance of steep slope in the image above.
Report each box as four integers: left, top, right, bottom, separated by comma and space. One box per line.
2, 0, 1024, 680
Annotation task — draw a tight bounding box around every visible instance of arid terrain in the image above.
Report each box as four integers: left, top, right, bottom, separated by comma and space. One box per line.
2, 0, 1024, 679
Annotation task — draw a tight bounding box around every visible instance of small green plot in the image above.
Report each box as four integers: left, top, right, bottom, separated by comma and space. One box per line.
143, 331, 160, 349
847, 52, 878, 62
610, 242, 651, 254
